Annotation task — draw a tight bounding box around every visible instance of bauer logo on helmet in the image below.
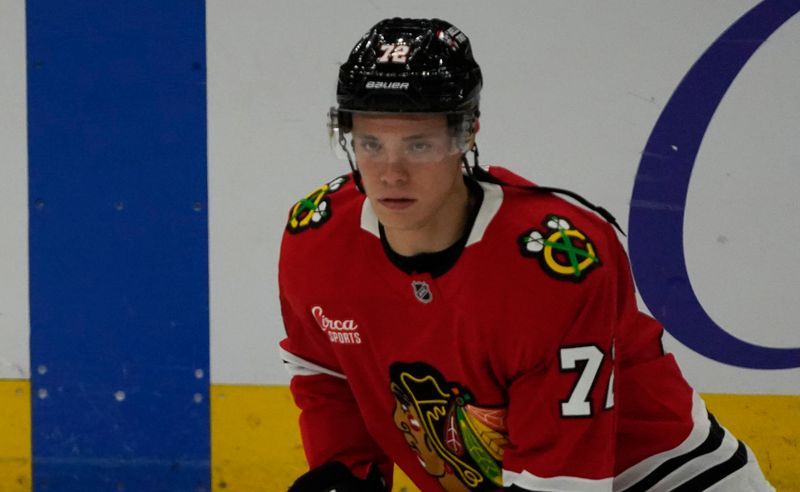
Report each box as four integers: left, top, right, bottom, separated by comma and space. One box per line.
365, 81, 410, 90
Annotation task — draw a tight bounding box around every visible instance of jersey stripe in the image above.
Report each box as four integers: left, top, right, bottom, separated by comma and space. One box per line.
614, 392, 709, 489
279, 346, 346, 379
504, 391, 768, 492
703, 446, 776, 492
641, 417, 741, 490
621, 413, 726, 491
672, 440, 747, 491
502, 470, 613, 491
617, 391, 771, 491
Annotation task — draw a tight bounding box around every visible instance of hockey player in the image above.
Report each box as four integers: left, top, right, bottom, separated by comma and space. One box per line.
279, 18, 774, 492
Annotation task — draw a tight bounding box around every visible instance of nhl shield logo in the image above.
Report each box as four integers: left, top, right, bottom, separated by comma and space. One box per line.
411, 281, 433, 304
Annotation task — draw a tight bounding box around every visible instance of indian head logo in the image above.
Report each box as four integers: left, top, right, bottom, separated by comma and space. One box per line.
518, 214, 600, 282
389, 362, 508, 491
286, 176, 348, 233
310, 305, 361, 345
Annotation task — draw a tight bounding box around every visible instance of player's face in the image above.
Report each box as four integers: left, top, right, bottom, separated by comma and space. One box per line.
351, 113, 468, 250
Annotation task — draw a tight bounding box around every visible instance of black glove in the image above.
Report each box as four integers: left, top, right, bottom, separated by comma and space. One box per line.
288, 461, 386, 492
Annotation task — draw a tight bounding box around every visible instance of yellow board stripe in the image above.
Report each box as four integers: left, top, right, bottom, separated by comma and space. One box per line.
0, 380, 32, 492
207, 385, 418, 492
210, 384, 307, 491
211, 387, 799, 492
702, 393, 800, 491
2, 382, 797, 491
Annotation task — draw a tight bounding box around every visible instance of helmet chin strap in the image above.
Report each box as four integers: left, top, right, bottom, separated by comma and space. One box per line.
462, 143, 480, 177
338, 132, 365, 193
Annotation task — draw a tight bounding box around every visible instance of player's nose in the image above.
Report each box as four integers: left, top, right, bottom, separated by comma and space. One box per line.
380, 151, 409, 185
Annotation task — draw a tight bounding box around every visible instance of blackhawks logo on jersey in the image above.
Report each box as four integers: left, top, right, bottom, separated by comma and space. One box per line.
286, 176, 348, 233
389, 362, 508, 492
518, 214, 600, 281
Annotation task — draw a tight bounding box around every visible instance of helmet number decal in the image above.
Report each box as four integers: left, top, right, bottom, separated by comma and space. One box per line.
377, 44, 410, 64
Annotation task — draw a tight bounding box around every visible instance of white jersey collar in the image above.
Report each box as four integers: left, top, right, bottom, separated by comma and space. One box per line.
359, 179, 504, 247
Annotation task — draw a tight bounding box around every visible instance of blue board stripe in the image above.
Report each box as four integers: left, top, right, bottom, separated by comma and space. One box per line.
26, 2, 209, 490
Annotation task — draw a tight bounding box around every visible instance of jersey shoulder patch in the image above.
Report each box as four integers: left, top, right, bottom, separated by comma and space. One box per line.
286, 175, 349, 233
517, 214, 601, 282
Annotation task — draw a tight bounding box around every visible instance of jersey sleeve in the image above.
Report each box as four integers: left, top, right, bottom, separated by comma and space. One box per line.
501, 226, 632, 491
279, 274, 393, 484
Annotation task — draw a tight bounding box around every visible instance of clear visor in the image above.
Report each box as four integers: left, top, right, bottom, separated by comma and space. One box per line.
328, 107, 473, 165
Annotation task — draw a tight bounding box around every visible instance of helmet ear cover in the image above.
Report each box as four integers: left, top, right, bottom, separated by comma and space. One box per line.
336, 109, 353, 134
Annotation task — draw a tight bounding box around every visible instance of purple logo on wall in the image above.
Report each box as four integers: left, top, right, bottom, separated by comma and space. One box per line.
629, 0, 800, 369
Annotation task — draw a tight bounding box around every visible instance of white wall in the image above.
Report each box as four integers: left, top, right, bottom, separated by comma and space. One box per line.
0, 0, 29, 380
671, 9, 800, 392
207, 0, 800, 392
2, 1, 796, 392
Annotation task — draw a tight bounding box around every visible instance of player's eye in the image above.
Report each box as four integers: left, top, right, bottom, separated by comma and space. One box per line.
407, 140, 433, 154
357, 139, 382, 154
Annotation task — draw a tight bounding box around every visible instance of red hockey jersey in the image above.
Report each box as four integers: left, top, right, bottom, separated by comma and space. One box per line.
278, 167, 771, 491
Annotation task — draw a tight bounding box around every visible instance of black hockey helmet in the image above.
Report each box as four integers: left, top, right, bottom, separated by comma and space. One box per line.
329, 18, 483, 191
335, 18, 482, 115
